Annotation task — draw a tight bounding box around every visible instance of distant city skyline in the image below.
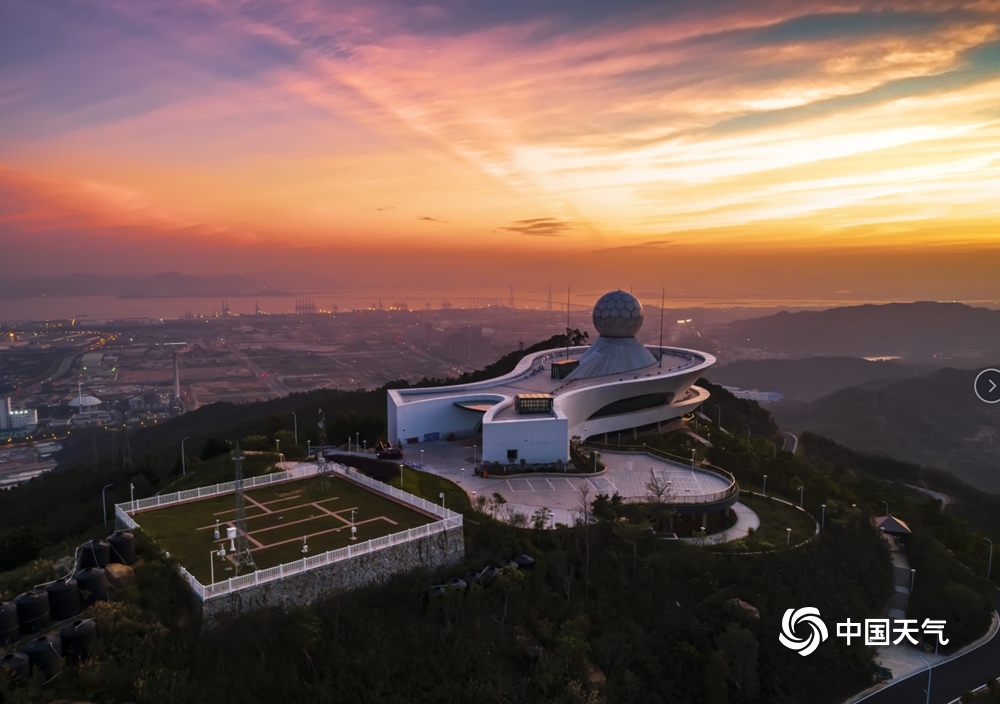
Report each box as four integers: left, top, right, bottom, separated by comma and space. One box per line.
1, 1, 998, 297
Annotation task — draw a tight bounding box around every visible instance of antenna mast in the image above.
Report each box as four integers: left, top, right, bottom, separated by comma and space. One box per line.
231, 443, 256, 574
659, 287, 665, 368
565, 285, 571, 358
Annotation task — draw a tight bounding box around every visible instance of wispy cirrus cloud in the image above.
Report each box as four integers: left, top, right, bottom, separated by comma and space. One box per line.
1, 0, 999, 282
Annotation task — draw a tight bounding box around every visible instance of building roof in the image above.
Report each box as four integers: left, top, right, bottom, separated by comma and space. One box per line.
875, 515, 912, 535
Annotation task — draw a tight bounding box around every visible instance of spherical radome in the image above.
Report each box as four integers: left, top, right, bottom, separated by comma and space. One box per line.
592, 290, 643, 337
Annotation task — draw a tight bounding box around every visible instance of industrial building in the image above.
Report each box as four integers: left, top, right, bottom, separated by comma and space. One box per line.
387, 291, 715, 465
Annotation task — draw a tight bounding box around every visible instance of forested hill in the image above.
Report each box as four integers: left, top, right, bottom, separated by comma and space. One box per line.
772, 366, 1000, 492
0, 337, 996, 704
708, 356, 926, 401
710, 302, 1000, 358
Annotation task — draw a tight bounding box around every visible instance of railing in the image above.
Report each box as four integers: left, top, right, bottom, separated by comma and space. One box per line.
115, 461, 463, 602
585, 442, 739, 506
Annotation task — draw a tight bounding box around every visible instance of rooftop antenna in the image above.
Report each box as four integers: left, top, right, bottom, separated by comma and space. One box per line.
659, 286, 665, 368
230, 442, 256, 574
565, 285, 571, 358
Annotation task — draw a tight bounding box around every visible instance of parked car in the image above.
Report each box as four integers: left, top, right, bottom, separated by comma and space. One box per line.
376, 446, 403, 460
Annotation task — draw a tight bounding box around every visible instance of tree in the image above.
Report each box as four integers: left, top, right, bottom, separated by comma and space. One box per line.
531, 507, 553, 531
645, 468, 674, 504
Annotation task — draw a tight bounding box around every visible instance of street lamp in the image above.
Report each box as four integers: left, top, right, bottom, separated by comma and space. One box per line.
473, 444, 477, 468
916, 653, 932, 704
460, 467, 465, 482
290, 411, 298, 445
439, 491, 445, 510
691, 448, 696, 468
798, 486, 804, 508
910, 568, 916, 592
881, 500, 889, 517
181, 436, 192, 477
986, 538, 993, 580
762, 474, 768, 496
101, 482, 114, 527
363, 440, 367, 453
786, 528, 792, 546
399, 464, 404, 488
821, 504, 826, 528
275, 438, 280, 459
130, 482, 135, 503
355, 432, 359, 451
420, 449, 424, 469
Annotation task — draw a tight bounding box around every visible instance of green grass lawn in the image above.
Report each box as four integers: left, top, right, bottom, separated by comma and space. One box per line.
717, 492, 818, 551
134, 475, 437, 584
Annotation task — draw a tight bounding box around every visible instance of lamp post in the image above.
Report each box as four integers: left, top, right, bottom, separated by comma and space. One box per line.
439, 491, 445, 510
399, 464, 404, 488
786, 528, 792, 546
275, 438, 280, 459
101, 482, 113, 527
290, 411, 298, 446
420, 449, 424, 469
821, 504, 826, 528
355, 432, 359, 451
881, 500, 889, 517
916, 653, 932, 704
691, 448, 695, 468
986, 538, 993, 580
798, 486, 804, 508
762, 474, 768, 496
473, 444, 477, 468
910, 568, 916, 592
460, 467, 465, 482
363, 440, 367, 453
130, 482, 135, 503
181, 435, 192, 477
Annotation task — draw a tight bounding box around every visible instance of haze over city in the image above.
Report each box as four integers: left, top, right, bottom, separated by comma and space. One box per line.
2, 0, 999, 300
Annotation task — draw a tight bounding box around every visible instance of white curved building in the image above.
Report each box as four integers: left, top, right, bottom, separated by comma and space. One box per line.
387, 291, 715, 465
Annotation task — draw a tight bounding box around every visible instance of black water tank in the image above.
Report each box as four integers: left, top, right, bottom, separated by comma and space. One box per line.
60, 619, 98, 663
45, 578, 81, 621
13, 590, 51, 634
75, 568, 110, 605
80, 539, 111, 569
107, 531, 136, 565
0, 602, 19, 645
0, 652, 30, 685
23, 635, 62, 679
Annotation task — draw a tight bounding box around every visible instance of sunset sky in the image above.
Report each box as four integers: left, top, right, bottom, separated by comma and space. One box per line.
1, 0, 999, 300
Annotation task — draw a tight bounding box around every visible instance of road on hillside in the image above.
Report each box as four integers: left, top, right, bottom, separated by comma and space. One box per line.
781, 430, 798, 454
857, 589, 1000, 704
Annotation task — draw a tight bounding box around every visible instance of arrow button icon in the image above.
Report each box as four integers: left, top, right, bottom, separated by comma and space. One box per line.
974, 368, 1000, 404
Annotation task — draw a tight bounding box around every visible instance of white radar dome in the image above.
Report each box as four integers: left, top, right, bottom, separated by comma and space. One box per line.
592, 290, 644, 338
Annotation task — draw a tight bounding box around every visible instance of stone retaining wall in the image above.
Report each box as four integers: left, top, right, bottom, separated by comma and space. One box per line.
201, 526, 464, 627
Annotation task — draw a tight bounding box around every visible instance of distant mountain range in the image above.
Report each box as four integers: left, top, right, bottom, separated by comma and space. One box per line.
707, 357, 929, 401
0, 272, 286, 299
708, 302, 1000, 360
771, 366, 1000, 492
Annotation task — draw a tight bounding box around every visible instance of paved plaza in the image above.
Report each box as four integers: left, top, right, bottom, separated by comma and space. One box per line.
350, 441, 757, 537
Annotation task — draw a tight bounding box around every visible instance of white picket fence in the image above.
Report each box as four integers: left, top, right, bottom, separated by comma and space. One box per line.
115, 462, 463, 602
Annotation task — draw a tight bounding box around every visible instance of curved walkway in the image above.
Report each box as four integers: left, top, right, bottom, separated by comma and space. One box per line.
396, 441, 759, 540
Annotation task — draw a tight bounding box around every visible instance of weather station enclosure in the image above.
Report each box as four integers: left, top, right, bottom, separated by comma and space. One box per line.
116, 463, 464, 626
